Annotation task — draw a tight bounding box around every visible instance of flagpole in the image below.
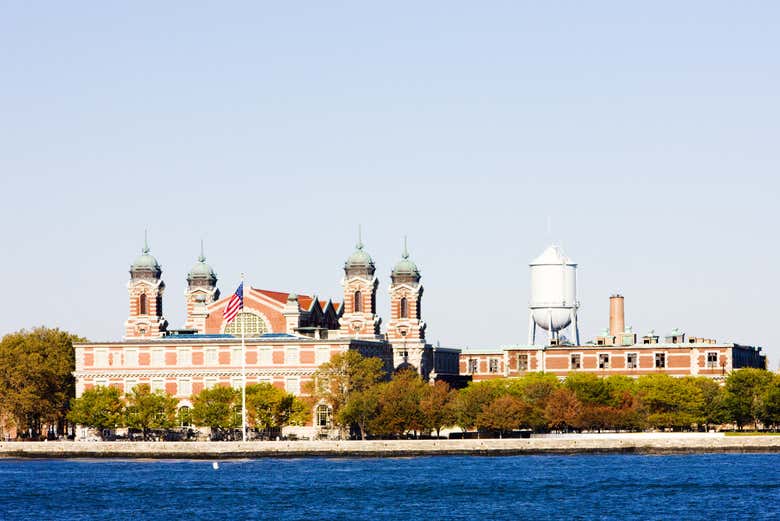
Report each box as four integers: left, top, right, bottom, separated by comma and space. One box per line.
241, 273, 247, 442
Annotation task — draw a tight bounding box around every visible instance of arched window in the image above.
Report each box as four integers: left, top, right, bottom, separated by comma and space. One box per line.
400, 297, 408, 319
354, 290, 362, 313
139, 293, 147, 315
316, 404, 332, 427
224, 312, 269, 337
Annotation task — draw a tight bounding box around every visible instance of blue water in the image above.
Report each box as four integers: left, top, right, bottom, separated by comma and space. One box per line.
1, 454, 778, 520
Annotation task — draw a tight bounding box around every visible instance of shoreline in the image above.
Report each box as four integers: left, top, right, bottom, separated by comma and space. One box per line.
3, 435, 780, 459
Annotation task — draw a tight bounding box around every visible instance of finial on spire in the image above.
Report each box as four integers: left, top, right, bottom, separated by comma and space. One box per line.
198, 239, 205, 262
356, 225, 364, 250
143, 229, 150, 254
402, 236, 409, 259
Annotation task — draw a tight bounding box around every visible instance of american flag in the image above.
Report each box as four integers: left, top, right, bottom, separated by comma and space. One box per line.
223, 282, 243, 324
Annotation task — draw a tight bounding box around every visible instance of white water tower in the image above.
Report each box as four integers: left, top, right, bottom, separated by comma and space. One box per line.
528, 245, 580, 345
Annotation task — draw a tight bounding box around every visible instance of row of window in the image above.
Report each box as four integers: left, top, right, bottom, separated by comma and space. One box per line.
89, 346, 332, 368
467, 351, 721, 373
91, 376, 301, 396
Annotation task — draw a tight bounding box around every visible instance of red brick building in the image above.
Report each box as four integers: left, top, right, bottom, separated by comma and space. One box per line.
74, 235, 460, 438
461, 295, 766, 382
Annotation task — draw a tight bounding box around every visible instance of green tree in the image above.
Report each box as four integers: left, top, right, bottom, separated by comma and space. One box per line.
339, 387, 380, 440
476, 395, 532, 435
724, 368, 774, 430
66, 386, 125, 439
636, 374, 704, 430
0, 327, 84, 438
370, 369, 428, 437
564, 373, 610, 406
420, 380, 455, 438
311, 351, 386, 438
449, 381, 504, 431
191, 386, 241, 438
505, 372, 559, 430
758, 376, 780, 430
246, 383, 310, 434
124, 384, 179, 440
690, 377, 726, 430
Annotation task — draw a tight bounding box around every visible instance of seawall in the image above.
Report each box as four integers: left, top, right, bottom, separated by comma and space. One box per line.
2, 435, 780, 459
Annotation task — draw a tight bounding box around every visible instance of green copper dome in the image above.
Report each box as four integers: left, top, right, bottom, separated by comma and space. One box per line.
132, 251, 160, 270
345, 227, 375, 271
130, 233, 161, 277
391, 237, 420, 277
346, 244, 374, 268
188, 258, 216, 279
187, 242, 217, 286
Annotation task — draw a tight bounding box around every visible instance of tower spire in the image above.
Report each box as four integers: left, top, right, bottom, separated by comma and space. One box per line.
143, 229, 150, 254
402, 235, 409, 259
356, 224, 364, 250
198, 239, 205, 262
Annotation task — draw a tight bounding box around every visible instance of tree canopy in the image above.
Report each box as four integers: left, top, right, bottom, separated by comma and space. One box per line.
0, 327, 83, 438
66, 386, 125, 438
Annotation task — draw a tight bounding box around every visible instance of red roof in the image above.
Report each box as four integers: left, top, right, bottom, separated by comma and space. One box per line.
251, 288, 339, 313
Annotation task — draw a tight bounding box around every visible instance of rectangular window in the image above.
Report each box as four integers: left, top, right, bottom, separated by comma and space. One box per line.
204, 378, 218, 389
124, 349, 139, 367
655, 352, 667, 368
178, 348, 192, 367
285, 347, 299, 365
258, 377, 272, 385
468, 359, 478, 373
95, 378, 108, 388
315, 346, 330, 366
259, 348, 272, 365
151, 349, 164, 367
706, 352, 718, 368
488, 359, 499, 373
124, 378, 138, 393
177, 378, 192, 397
286, 377, 300, 395
570, 354, 582, 370
151, 379, 165, 393
204, 348, 218, 366
598, 354, 610, 369
626, 352, 638, 369
231, 347, 243, 366
231, 377, 243, 389
94, 350, 108, 367
518, 354, 529, 371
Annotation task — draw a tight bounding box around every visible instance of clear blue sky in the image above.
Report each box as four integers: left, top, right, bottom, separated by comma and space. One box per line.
1, 2, 778, 364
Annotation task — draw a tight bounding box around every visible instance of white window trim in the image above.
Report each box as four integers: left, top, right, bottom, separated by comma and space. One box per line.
654, 351, 668, 369
518, 353, 529, 371
569, 352, 583, 370
626, 352, 639, 369
177, 348, 192, 367
597, 352, 611, 370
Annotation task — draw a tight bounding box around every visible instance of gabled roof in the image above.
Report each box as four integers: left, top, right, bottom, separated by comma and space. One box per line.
251, 288, 340, 314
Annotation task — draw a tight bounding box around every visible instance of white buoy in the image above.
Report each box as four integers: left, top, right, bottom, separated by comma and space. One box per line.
212, 462, 219, 470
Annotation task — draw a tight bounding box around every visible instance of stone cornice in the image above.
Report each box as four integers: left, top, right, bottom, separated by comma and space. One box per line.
73, 367, 318, 378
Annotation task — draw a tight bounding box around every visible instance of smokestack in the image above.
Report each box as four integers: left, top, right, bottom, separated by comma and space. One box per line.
609, 294, 625, 337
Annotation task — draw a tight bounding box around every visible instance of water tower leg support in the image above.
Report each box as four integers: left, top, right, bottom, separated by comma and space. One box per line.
528, 313, 536, 345
571, 309, 580, 346
548, 312, 554, 345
